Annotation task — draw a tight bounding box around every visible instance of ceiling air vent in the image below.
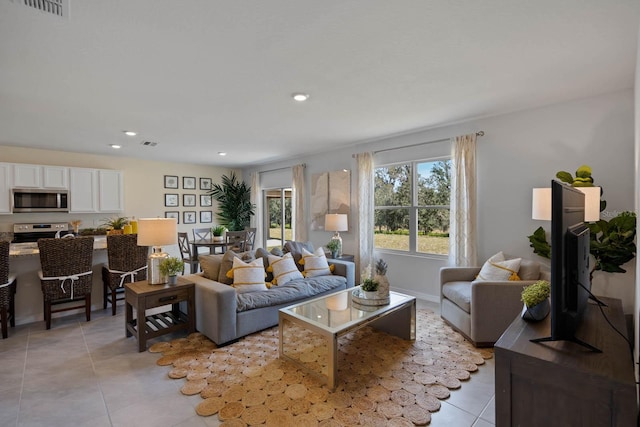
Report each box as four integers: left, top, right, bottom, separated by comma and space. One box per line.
11, 0, 69, 18
141, 141, 158, 147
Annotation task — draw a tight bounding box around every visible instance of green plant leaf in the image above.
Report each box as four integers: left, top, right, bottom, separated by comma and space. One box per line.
527, 226, 551, 259
555, 171, 573, 184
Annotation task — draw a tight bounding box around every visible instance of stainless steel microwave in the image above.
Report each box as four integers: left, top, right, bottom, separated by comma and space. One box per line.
12, 189, 69, 213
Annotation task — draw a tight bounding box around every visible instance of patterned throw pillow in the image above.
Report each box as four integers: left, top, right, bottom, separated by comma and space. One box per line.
476, 252, 521, 281
267, 253, 304, 285
299, 247, 333, 278
218, 250, 255, 285
227, 257, 267, 293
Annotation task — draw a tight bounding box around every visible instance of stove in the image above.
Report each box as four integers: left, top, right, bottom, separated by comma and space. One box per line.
13, 222, 72, 243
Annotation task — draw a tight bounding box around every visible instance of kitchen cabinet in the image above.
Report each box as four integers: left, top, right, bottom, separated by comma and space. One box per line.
98, 170, 123, 212
12, 164, 68, 189
69, 168, 98, 213
69, 168, 123, 213
0, 163, 11, 214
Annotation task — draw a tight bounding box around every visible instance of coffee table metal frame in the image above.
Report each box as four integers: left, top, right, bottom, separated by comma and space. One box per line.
278, 288, 416, 390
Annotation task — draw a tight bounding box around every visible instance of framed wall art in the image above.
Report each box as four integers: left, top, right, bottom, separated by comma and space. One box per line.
183, 176, 196, 189
183, 211, 197, 224
310, 170, 351, 230
200, 178, 212, 190
165, 211, 179, 223
200, 211, 212, 223
183, 194, 196, 207
164, 175, 178, 189
164, 193, 179, 207
200, 194, 212, 207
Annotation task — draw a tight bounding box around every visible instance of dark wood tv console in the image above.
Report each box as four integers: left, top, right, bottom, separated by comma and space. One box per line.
495, 297, 636, 427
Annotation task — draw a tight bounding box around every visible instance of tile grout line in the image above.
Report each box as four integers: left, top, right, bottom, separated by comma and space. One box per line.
80, 318, 114, 427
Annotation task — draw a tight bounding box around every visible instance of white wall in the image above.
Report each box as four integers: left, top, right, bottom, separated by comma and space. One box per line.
244, 89, 636, 310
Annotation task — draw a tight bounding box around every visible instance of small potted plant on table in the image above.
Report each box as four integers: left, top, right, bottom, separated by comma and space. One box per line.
212, 225, 226, 242
361, 278, 379, 299
521, 280, 551, 321
159, 257, 185, 285
102, 217, 129, 235
326, 239, 341, 259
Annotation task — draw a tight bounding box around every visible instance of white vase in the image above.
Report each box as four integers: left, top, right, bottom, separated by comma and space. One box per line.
363, 291, 377, 299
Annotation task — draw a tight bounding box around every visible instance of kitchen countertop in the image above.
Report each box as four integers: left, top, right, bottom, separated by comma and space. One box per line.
10, 236, 108, 257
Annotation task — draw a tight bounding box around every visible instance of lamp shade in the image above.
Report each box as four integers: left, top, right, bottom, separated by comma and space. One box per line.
325, 214, 348, 232
137, 218, 178, 246
532, 188, 551, 221
577, 186, 601, 222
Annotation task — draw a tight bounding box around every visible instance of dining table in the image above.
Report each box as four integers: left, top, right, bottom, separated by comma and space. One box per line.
191, 238, 227, 260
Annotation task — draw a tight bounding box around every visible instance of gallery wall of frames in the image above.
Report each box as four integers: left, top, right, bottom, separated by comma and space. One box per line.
163, 175, 213, 225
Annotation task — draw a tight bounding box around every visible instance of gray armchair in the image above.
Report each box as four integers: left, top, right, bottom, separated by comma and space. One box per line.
440, 257, 549, 347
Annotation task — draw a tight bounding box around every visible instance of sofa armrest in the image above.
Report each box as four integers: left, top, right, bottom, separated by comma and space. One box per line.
470, 280, 537, 343
328, 259, 355, 288
187, 273, 238, 345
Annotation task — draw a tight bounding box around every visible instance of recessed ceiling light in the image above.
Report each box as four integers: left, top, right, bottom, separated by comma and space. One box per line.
218, 152, 227, 156
110, 144, 121, 149
123, 131, 137, 136
292, 93, 309, 102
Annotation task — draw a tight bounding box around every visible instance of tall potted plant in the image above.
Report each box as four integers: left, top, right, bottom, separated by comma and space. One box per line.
208, 172, 255, 231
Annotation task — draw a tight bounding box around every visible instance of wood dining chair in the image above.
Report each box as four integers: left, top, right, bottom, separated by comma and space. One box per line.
192, 228, 213, 255
225, 231, 247, 252
178, 232, 199, 274
244, 227, 257, 251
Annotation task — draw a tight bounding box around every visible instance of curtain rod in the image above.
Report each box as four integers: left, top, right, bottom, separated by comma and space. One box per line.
258, 163, 306, 174
369, 131, 484, 156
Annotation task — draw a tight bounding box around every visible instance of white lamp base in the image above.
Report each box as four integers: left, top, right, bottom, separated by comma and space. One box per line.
331, 232, 343, 257
148, 247, 169, 285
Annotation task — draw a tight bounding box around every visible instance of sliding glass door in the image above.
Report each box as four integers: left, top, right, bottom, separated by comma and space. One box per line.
264, 188, 292, 250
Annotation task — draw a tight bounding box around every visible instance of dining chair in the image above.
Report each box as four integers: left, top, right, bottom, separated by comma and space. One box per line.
0, 241, 17, 339
225, 231, 247, 252
102, 234, 149, 316
192, 228, 213, 255
38, 236, 94, 330
178, 232, 199, 274
244, 227, 257, 251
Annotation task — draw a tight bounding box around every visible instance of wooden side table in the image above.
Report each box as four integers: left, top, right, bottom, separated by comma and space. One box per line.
125, 277, 195, 352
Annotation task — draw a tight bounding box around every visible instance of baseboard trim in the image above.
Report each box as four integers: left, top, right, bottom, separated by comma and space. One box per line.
390, 286, 440, 303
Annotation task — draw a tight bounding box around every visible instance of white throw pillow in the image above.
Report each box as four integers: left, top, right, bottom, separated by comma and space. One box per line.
229, 257, 268, 293
476, 252, 522, 281
267, 252, 304, 285
299, 247, 333, 278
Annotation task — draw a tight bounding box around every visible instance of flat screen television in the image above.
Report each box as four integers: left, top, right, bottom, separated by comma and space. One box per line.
531, 180, 600, 352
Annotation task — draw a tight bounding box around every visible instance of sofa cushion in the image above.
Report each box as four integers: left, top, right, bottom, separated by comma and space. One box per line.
236, 274, 347, 312
268, 253, 304, 285
283, 241, 314, 271
255, 248, 273, 283
199, 254, 220, 281
442, 282, 471, 314
229, 257, 268, 293
299, 248, 333, 278
518, 258, 541, 280
476, 252, 521, 281
218, 249, 256, 285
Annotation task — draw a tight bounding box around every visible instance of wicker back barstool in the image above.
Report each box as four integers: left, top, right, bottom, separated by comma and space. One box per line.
102, 234, 149, 315
38, 237, 94, 330
0, 241, 17, 339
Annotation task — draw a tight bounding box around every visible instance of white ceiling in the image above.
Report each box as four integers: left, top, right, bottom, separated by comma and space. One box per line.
0, 1, 638, 167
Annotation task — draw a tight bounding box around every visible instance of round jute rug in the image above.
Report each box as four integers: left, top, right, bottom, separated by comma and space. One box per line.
150, 309, 493, 426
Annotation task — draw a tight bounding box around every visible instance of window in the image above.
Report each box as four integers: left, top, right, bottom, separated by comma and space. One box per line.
374, 158, 451, 255
264, 188, 292, 250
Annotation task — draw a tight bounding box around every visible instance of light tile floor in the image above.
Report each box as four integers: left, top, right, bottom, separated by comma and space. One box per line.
0, 300, 495, 427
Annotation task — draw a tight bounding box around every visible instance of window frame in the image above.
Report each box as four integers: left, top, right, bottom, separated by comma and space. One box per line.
374, 155, 451, 258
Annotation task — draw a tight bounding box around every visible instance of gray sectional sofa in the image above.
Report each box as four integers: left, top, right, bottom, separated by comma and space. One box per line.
184, 244, 355, 345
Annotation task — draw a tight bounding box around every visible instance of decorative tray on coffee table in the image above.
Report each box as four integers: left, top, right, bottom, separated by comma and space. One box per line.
351, 288, 390, 307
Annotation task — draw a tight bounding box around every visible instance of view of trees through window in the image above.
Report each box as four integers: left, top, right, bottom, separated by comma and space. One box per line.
265, 188, 292, 250
374, 159, 451, 255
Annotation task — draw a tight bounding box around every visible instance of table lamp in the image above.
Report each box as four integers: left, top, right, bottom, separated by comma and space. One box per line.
325, 213, 348, 257
137, 218, 177, 284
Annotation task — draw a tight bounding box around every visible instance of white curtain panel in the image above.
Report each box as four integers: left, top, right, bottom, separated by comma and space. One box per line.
292, 164, 307, 242
356, 152, 374, 283
449, 134, 478, 267
250, 171, 263, 249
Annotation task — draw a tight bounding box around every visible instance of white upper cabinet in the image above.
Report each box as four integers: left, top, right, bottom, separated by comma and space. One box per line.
69, 168, 98, 213
0, 163, 11, 214
13, 164, 69, 189
98, 170, 124, 212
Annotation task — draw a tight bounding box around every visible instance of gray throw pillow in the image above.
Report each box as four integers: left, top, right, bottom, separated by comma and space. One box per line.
283, 241, 314, 271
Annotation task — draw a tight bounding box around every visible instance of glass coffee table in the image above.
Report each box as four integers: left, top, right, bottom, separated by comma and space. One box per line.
278, 288, 416, 390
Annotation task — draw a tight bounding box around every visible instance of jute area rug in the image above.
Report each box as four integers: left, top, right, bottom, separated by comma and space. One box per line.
150, 309, 493, 426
